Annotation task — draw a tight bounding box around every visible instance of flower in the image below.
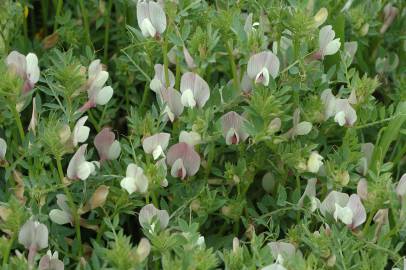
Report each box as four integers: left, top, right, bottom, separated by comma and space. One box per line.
137, 0, 167, 38
284, 109, 312, 138
49, 194, 72, 225
160, 87, 184, 122
72, 116, 90, 147
247, 51, 280, 86
298, 178, 319, 211
179, 131, 201, 146
316, 25, 341, 59
321, 89, 357, 126
183, 46, 196, 69
380, 4, 398, 34
150, 64, 175, 94
313, 7, 328, 28
220, 111, 249, 145
321, 191, 366, 229
180, 72, 210, 108
6, 51, 40, 94
136, 238, 151, 262
142, 133, 170, 160
94, 127, 121, 161
67, 144, 97, 180
120, 163, 149, 194
38, 250, 64, 270
138, 204, 169, 232
261, 264, 286, 270
18, 219, 48, 250
166, 142, 200, 179
357, 178, 368, 200
307, 152, 323, 173
79, 60, 113, 112
396, 173, 406, 198
0, 137, 7, 160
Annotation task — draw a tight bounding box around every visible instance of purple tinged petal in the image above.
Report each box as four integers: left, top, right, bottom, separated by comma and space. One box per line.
94, 128, 116, 161
166, 142, 200, 178
136, 1, 150, 31
6, 51, 27, 79
148, 1, 166, 34
161, 87, 184, 120
320, 191, 349, 216
183, 46, 197, 69
151, 64, 175, 92
357, 178, 368, 200
247, 51, 280, 80
396, 173, 406, 197
268, 242, 296, 259
221, 111, 249, 144
347, 194, 366, 229
240, 72, 253, 93
139, 204, 169, 230
142, 133, 171, 154
298, 178, 317, 207
67, 144, 88, 180
180, 72, 210, 108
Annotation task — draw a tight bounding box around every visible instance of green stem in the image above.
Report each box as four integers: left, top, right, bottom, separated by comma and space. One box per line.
103, 0, 113, 63
11, 105, 25, 142
78, 0, 92, 48
122, 49, 151, 81
2, 233, 16, 266
55, 158, 83, 257
87, 110, 101, 132
53, 0, 63, 31
140, 83, 150, 114
226, 41, 239, 91
162, 37, 170, 87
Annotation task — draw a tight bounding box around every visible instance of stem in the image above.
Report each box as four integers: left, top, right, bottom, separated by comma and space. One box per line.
78, 0, 92, 48
122, 49, 151, 81
226, 41, 239, 91
139, 83, 150, 114
175, 54, 181, 90
162, 37, 170, 87
11, 105, 25, 141
53, 0, 63, 31
2, 233, 16, 266
103, 0, 113, 63
87, 110, 101, 132
55, 158, 83, 257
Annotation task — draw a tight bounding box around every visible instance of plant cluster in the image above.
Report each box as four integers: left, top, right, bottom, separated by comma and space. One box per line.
0, 0, 405, 269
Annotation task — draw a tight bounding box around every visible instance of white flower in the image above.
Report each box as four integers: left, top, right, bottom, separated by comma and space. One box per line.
67, 144, 96, 180
6, 51, 40, 94
79, 60, 113, 112
307, 152, 323, 173
72, 116, 90, 147
137, 1, 167, 38
38, 250, 64, 270
142, 133, 170, 160
49, 194, 72, 225
138, 204, 169, 231
318, 25, 341, 58
120, 163, 149, 194
18, 219, 48, 250
321, 89, 357, 126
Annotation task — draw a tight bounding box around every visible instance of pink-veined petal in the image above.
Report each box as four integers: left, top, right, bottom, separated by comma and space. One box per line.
166, 142, 200, 177
347, 194, 366, 228
142, 133, 171, 154
180, 72, 210, 108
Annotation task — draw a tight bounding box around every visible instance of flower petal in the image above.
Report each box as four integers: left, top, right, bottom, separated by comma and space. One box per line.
6, 51, 27, 79
0, 137, 7, 159
142, 133, 171, 154
167, 142, 200, 177
347, 194, 366, 228
49, 209, 71, 225
148, 1, 167, 34
26, 53, 40, 85
95, 86, 113, 105
180, 72, 210, 108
